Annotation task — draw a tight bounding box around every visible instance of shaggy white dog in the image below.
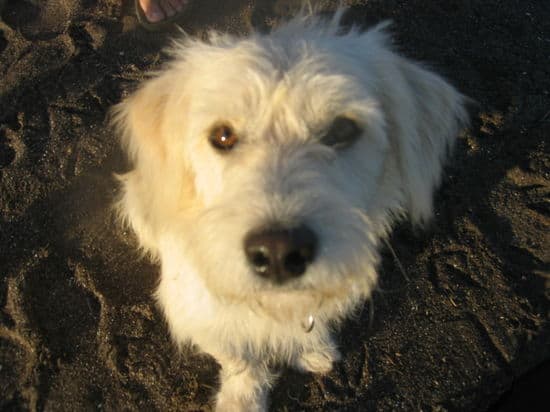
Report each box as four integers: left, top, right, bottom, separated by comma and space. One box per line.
112, 10, 467, 411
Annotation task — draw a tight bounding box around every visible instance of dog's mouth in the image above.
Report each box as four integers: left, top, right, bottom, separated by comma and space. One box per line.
249, 288, 326, 327
214, 271, 373, 327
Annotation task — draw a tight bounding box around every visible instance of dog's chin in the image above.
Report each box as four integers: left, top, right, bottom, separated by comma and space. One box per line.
199, 263, 376, 324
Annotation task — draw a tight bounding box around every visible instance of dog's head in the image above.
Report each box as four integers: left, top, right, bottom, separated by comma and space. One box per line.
113, 13, 467, 316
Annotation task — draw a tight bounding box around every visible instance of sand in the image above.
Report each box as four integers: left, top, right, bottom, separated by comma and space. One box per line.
0, 0, 548, 410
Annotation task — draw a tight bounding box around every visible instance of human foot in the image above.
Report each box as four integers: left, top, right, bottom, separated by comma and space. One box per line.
138, 0, 188, 24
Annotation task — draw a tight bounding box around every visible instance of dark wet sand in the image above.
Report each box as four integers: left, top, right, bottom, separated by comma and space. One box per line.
1, 0, 548, 410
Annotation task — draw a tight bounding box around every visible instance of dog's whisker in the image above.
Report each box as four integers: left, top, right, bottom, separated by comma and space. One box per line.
368, 298, 375, 332
383, 237, 410, 282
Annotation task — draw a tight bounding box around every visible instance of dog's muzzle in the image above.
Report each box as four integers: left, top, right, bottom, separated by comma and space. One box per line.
244, 225, 317, 284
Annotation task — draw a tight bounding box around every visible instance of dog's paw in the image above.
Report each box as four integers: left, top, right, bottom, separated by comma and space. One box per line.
295, 346, 341, 375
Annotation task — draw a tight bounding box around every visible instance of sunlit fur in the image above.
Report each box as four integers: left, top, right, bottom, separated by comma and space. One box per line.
112, 10, 467, 411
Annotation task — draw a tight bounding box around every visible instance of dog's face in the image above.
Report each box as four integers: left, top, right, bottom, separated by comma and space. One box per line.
114, 17, 467, 317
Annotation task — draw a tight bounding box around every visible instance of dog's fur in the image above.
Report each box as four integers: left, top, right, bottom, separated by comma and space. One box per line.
112, 11, 467, 411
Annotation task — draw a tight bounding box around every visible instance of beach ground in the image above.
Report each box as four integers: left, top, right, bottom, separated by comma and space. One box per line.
0, 0, 548, 410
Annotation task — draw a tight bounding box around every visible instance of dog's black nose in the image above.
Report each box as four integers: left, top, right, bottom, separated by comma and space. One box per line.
244, 225, 318, 283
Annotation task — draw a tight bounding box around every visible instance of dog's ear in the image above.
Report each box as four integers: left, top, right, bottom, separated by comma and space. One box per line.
112, 71, 179, 169
111, 69, 191, 256
381, 52, 469, 224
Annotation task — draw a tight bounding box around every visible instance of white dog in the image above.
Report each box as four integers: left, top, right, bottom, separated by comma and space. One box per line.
112, 10, 467, 411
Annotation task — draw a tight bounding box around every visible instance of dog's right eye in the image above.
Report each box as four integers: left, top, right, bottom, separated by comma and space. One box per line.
320, 116, 362, 149
209, 124, 238, 151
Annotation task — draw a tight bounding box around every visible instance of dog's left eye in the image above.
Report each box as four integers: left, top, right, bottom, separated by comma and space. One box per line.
320, 116, 362, 148
210, 124, 238, 151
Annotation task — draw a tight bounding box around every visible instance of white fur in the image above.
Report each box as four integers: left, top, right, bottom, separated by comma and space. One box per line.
112, 11, 467, 411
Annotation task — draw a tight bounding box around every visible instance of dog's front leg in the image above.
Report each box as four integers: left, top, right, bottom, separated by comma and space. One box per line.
214, 355, 276, 412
